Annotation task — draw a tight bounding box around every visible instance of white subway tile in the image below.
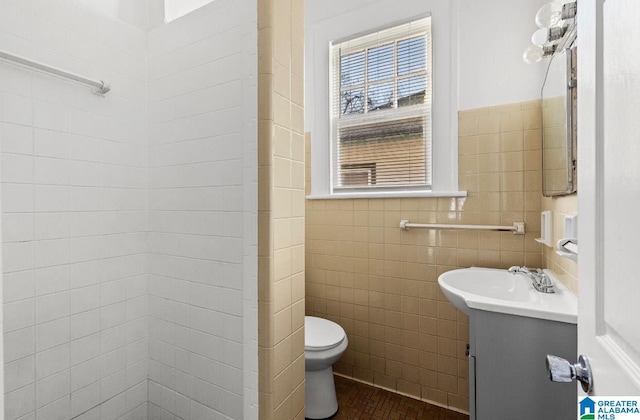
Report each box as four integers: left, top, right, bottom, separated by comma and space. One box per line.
70, 405, 99, 420
33, 101, 68, 132
126, 359, 148, 389
5, 383, 36, 420
126, 275, 147, 300
1, 122, 33, 155
70, 357, 101, 392
223, 339, 243, 370
35, 291, 70, 324
69, 308, 100, 340
4, 299, 35, 333
0, 92, 33, 125
3, 183, 34, 213
101, 302, 126, 330
33, 129, 69, 159
101, 324, 127, 354
101, 369, 126, 402
35, 370, 69, 409
126, 381, 147, 413
3, 241, 35, 273
4, 327, 35, 362
34, 156, 70, 186
69, 236, 101, 263
35, 265, 70, 299
3, 213, 34, 243
35, 317, 69, 352
68, 260, 103, 290
34, 185, 69, 212
126, 296, 147, 322
70, 285, 100, 314
126, 339, 148, 366
35, 396, 70, 420
34, 238, 70, 268
34, 212, 70, 240
68, 135, 103, 162
5, 356, 35, 392
70, 380, 101, 418
128, 402, 148, 419
35, 343, 69, 381
2, 153, 34, 183
101, 347, 127, 379
0, 2, 34, 44
175, 392, 191, 419
101, 279, 128, 306
70, 333, 100, 366
100, 391, 127, 419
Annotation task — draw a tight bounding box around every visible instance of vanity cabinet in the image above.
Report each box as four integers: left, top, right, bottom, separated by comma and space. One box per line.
468, 309, 577, 420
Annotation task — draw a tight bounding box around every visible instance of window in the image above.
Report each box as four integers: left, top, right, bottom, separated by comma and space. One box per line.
330, 17, 432, 193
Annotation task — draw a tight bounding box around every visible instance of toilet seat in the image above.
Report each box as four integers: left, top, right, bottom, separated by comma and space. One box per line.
305, 316, 345, 351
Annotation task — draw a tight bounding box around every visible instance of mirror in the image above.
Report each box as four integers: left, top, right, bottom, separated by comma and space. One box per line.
541, 45, 577, 196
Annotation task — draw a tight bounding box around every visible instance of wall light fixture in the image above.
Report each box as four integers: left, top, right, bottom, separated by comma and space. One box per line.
523, 1, 576, 64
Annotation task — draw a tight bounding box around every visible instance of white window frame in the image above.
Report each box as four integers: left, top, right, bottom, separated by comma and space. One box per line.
330, 18, 432, 193
306, 3, 464, 199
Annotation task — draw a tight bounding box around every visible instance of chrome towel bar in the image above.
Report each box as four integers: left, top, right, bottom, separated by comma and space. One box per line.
399, 220, 525, 235
0, 50, 111, 95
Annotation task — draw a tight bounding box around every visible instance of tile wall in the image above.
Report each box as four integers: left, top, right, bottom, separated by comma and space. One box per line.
147, 0, 257, 418
305, 100, 544, 412
1, 0, 259, 419
257, 0, 306, 419
0, 1, 149, 418
542, 195, 578, 293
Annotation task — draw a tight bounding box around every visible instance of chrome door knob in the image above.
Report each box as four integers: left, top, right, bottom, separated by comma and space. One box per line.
546, 354, 593, 393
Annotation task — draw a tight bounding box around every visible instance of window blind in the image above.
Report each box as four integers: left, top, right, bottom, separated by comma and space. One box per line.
330, 16, 432, 192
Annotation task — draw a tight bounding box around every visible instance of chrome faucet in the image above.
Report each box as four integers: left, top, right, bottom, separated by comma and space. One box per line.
508, 266, 555, 293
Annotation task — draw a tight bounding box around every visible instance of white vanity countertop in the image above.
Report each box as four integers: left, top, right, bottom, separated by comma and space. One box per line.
438, 267, 578, 324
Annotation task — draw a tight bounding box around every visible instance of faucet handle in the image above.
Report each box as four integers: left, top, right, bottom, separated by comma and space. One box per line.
508, 265, 529, 272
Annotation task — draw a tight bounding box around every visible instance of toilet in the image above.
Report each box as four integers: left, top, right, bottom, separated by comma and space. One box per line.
304, 316, 348, 419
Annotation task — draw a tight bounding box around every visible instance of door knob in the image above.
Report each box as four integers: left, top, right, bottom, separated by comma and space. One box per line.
546, 354, 593, 393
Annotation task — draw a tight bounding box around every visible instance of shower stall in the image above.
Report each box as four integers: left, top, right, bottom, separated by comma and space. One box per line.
0, 0, 262, 418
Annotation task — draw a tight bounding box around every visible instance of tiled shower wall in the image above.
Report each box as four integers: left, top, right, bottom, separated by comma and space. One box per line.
147, 0, 257, 418
1, 0, 259, 419
257, 0, 306, 418
305, 100, 544, 412
0, 1, 148, 419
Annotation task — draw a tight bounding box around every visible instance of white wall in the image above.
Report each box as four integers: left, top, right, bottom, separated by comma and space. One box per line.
305, 0, 549, 120
0, 1, 149, 419
305, 0, 460, 194
146, 0, 257, 418
457, 0, 548, 110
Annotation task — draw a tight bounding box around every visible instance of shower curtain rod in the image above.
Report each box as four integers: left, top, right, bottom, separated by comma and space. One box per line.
399, 219, 526, 235
0, 50, 111, 95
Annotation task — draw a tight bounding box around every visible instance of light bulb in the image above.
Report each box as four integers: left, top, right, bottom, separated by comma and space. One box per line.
522, 45, 544, 64
535, 2, 563, 29
531, 28, 549, 46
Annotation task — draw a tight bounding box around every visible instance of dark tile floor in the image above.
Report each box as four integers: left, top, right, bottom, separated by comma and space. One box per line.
331, 375, 469, 420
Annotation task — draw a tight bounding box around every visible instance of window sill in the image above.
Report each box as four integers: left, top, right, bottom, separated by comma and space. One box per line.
306, 190, 467, 200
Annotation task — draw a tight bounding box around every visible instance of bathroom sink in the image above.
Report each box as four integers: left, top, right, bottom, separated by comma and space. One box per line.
438, 267, 577, 323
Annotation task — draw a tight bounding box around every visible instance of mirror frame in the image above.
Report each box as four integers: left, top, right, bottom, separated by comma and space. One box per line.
542, 45, 578, 197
